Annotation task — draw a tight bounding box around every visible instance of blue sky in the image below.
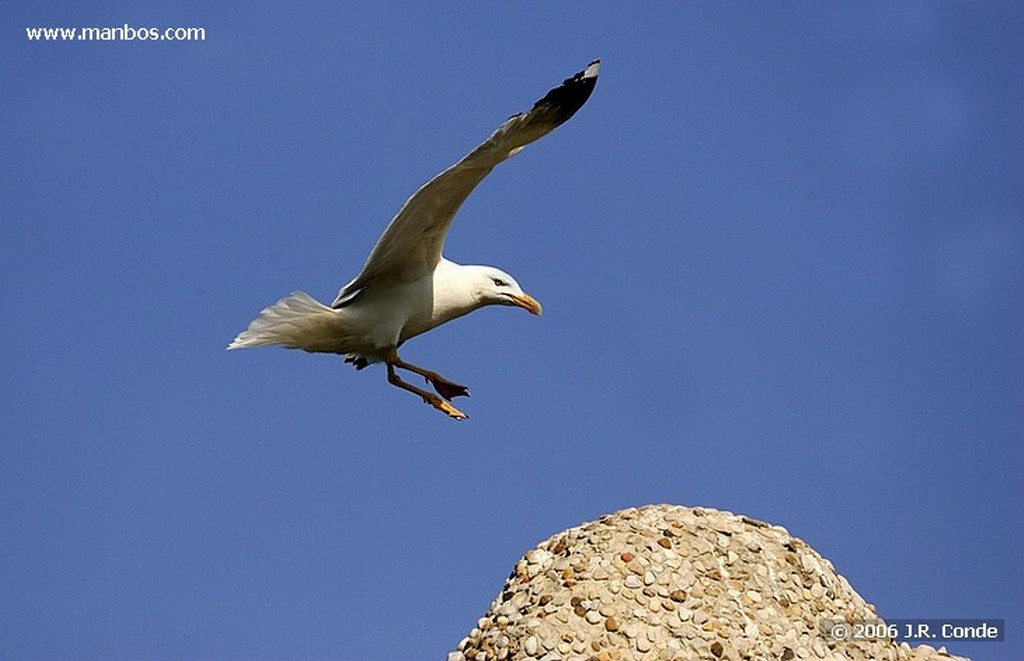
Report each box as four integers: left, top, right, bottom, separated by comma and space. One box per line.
2, 3, 1021, 660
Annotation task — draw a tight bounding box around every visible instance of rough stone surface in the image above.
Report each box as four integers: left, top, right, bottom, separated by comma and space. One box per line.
449, 504, 969, 661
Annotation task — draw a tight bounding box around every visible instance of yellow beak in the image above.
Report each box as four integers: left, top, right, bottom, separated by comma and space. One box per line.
511, 292, 542, 315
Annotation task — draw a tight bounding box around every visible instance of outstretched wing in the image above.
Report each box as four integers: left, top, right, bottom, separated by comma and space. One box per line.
332, 60, 600, 308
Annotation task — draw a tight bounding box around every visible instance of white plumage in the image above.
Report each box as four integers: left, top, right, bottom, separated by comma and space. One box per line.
229, 60, 600, 419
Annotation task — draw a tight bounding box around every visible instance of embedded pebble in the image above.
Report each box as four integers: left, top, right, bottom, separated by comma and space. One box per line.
451, 504, 971, 661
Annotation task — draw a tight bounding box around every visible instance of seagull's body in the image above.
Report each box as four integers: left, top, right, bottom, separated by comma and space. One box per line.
229, 60, 600, 419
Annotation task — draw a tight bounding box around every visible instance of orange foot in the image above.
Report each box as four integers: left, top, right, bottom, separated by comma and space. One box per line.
434, 399, 468, 420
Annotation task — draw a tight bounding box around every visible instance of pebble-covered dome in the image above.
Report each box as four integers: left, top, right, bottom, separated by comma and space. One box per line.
450, 504, 968, 661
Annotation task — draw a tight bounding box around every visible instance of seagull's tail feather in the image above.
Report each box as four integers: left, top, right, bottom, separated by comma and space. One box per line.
227, 291, 346, 353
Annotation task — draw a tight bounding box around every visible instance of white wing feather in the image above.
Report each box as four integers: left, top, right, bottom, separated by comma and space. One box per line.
332, 60, 600, 308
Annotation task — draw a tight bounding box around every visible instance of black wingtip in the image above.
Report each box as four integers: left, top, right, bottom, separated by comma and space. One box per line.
533, 59, 601, 127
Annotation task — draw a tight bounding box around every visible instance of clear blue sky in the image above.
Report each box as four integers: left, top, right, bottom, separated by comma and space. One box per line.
3, 3, 1021, 660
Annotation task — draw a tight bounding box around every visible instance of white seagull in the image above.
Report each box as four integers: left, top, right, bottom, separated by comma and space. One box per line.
229, 60, 600, 420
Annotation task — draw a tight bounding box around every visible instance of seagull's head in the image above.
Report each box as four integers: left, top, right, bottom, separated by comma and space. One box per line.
471, 266, 542, 315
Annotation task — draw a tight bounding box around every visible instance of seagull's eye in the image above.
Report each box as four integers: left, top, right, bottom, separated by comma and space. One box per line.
491, 277, 508, 287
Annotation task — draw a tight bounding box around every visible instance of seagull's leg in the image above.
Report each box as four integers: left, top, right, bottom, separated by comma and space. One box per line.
386, 358, 468, 420
390, 355, 470, 400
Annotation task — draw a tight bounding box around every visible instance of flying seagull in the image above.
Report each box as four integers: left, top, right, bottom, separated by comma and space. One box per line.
228, 60, 600, 420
